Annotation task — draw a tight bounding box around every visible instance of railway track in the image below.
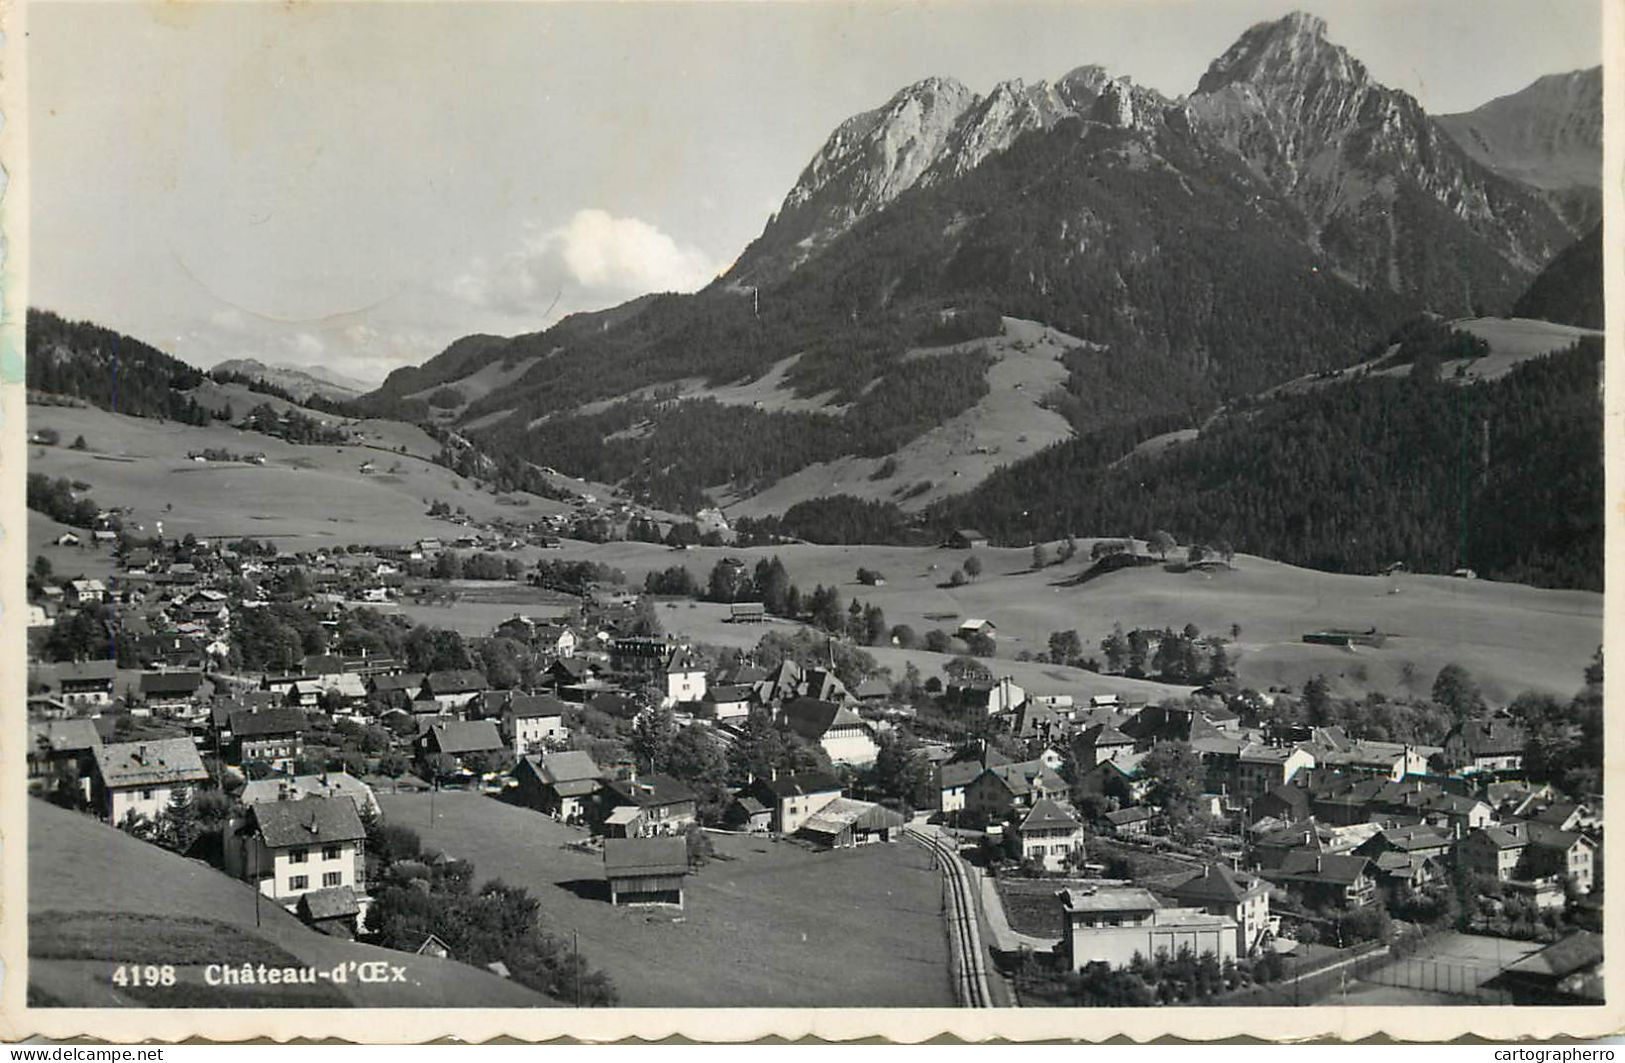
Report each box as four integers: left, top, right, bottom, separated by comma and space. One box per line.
907, 826, 994, 1008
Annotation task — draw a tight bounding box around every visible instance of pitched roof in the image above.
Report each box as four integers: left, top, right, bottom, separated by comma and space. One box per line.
1078, 723, 1135, 747
780, 698, 847, 741
424, 719, 504, 755
250, 796, 366, 848
507, 693, 567, 719
535, 750, 601, 786
93, 738, 209, 789
424, 670, 489, 694
757, 771, 843, 799
1273, 851, 1372, 885
30, 718, 103, 755
1020, 798, 1081, 832
1449, 719, 1526, 756
606, 773, 696, 808
57, 659, 117, 684
800, 797, 906, 837
1166, 864, 1266, 905
139, 671, 206, 696
1497, 930, 1603, 980
230, 707, 308, 738
370, 673, 425, 694
1104, 806, 1154, 825
297, 885, 360, 921
603, 836, 688, 878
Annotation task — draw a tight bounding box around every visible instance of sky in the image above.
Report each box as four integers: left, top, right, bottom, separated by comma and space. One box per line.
28, 0, 1603, 387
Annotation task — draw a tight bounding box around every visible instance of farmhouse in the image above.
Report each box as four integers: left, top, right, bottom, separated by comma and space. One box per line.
1263, 852, 1377, 909
1234, 744, 1316, 796
28, 718, 102, 796
1443, 719, 1526, 774
55, 659, 116, 708
230, 708, 308, 770
946, 529, 989, 549
91, 738, 209, 825
416, 719, 505, 772
600, 774, 698, 837
422, 670, 490, 711
225, 796, 367, 908
796, 798, 906, 848
138, 670, 209, 714
512, 750, 603, 823
603, 837, 688, 907
779, 698, 879, 767
955, 618, 997, 641
66, 578, 107, 605
962, 758, 1067, 821
727, 602, 767, 624
751, 771, 844, 834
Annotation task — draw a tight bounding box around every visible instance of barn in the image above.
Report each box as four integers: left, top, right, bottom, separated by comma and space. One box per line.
603, 836, 689, 907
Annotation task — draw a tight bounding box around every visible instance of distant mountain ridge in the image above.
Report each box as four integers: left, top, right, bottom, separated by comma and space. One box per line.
1436, 68, 1602, 191
212, 358, 375, 402
332, 12, 1599, 547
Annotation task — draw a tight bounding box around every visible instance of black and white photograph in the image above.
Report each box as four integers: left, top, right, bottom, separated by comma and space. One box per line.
5, 0, 1615, 1040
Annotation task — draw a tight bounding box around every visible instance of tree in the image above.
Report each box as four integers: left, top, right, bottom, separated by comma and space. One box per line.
1149, 530, 1177, 560
890, 624, 919, 650
1048, 630, 1083, 666
924, 629, 953, 653
1302, 675, 1333, 726
870, 734, 935, 811
1101, 624, 1128, 673
1031, 543, 1052, 570
945, 655, 988, 683
683, 822, 715, 868
948, 570, 967, 588
965, 631, 997, 657
862, 604, 888, 647
70, 434, 88, 451
963, 556, 983, 581
1431, 663, 1484, 722
157, 786, 200, 854
630, 705, 677, 774
378, 752, 411, 778
666, 726, 729, 822
727, 709, 788, 782
1141, 741, 1203, 826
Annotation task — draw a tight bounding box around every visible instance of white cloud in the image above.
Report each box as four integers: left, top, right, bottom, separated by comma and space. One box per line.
448, 208, 721, 316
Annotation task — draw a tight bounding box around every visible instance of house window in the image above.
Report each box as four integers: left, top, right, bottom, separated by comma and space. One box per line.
322, 844, 342, 861
141, 789, 154, 801
322, 872, 342, 888
289, 875, 309, 891
289, 848, 309, 864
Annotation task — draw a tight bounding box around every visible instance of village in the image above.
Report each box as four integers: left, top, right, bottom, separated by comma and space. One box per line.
23, 492, 1604, 1009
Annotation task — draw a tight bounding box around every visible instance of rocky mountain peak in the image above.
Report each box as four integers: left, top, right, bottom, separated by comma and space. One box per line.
1195, 10, 1364, 97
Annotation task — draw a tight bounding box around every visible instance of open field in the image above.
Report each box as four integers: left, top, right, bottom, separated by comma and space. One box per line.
715, 318, 1081, 516
376, 791, 955, 1007
543, 539, 1602, 702
27, 799, 552, 1008
27, 510, 117, 586
26, 401, 569, 549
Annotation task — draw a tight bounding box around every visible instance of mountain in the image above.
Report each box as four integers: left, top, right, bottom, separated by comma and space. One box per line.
1436, 68, 1602, 191
1183, 12, 1571, 308
26, 308, 213, 424
1436, 67, 1602, 230
1512, 223, 1604, 329
357, 12, 1594, 527
211, 358, 373, 402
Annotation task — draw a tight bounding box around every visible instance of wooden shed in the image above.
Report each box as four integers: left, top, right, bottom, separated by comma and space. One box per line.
603, 836, 688, 907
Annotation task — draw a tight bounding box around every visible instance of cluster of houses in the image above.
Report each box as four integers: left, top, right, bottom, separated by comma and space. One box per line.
913, 682, 1600, 978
